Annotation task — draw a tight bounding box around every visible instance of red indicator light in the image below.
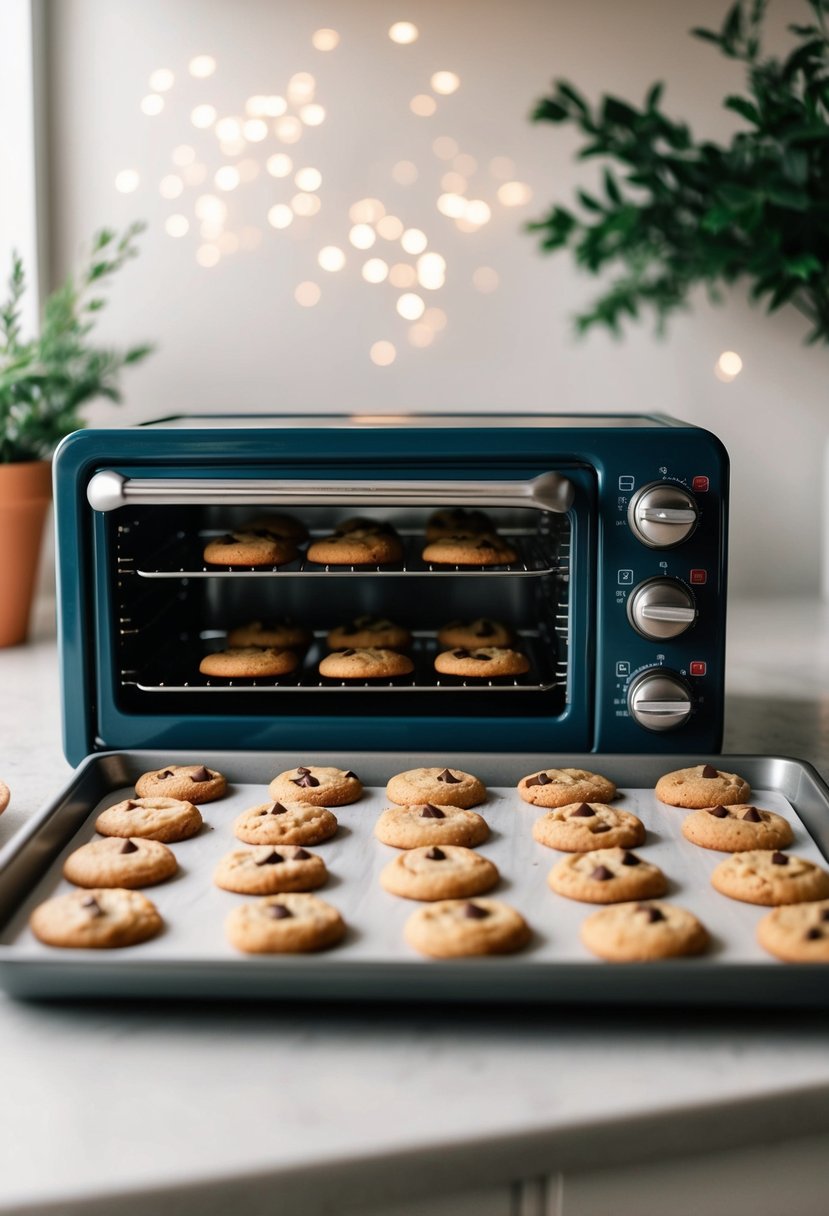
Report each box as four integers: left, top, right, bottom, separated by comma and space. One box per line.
690, 569, 707, 585
692, 476, 709, 492
690, 661, 707, 676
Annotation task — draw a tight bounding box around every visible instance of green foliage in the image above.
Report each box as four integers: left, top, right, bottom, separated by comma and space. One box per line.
0, 224, 152, 463
529, 0, 829, 341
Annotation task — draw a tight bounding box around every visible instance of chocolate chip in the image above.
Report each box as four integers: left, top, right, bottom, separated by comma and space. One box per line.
266, 904, 292, 919
123, 800, 136, 810
590, 865, 614, 881
526, 772, 552, 787
571, 803, 595, 817
268, 803, 288, 816
742, 807, 762, 822
591, 823, 612, 834
470, 653, 492, 661
822, 909, 829, 922
341, 649, 356, 657
806, 927, 823, 941
297, 767, 311, 774
291, 773, 320, 788
475, 621, 496, 637
453, 649, 471, 658
344, 771, 358, 781
436, 769, 461, 784
119, 839, 139, 854
158, 770, 174, 779
189, 766, 211, 783
463, 902, 489, 919
255, 850, 284, 866
421, 804, 446, 819
701, 765, 719, 778
707, 806, 729, 818
476, 539, 497, 550
80, 896, 102, 916
291, 848, 312, 860
771, 851, 789, 865
425, 846, 446, 860
641, 905, 665, 923
217, 534, 237, 545
621, 852, 640, 866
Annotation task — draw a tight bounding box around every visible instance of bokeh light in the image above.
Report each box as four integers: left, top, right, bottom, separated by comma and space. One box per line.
149, 69, 174, 92
397, 292, 425, 320
389, 263, 417, 288
715, 351, 743, 381
433, 136, 459, 160
295, 281, 322, 306
410, 94, 437, 117
291, 192, 321, 216
267, 204, 293, 230
312, 28, 340, 51
172, 144, 196, 166
288, 72, 316, 103
401, 228, 428, 254
189, 55, 216, 79
497, 181, 533, 206
370, 340, 397, 366
362, 258, 389, 283
318, 245, 346, 271
115, 169, 139, 193
191, 104, 217, 129
196, 243, 220, 267
408, 324, 434, 348
165, 214, 189, 238
242, 118, 268, 142
300, 104, 326, 126
389, 22, 418, 44
431, 71, 460, 95
349, 198, 385, 224
159, 174, 183, 199
276, 116, 303, 143
295, 167, 322, 191
391, 161, 418, 186
140, 94, 164, 116
377, 215, 404, 240
266, 153, 293, 178
349, 224, 376, 250
214, 166, 240, 191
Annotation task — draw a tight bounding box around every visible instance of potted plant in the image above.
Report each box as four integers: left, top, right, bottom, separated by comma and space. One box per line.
528, 0, 829, 341
0, 223, 151, 646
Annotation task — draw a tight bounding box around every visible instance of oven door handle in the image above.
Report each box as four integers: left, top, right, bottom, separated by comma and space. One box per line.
86, 470, 576, 514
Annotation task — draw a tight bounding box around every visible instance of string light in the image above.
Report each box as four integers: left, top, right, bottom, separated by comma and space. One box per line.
165, 215, 189, 238
370, 340, 397, 365
349, 224, 376, 250
423, 307, 447, 331
295, 281, 322, 306
288, 72, 316, 103
189, 55, 217, 79
389, 22, 418, 44
312, 28, 340, 51
115, 170, 139, 193
349, 198, 385, 224
401, 228, 427, 254
276, 116, 303, 143
242, 118, 268, 142
409, 324, 434, 348
441, 171, 466, 193
318, 245, 346, 271
431, 71, 460, 95
268, 204, 293, 229
715, 351, 743, 381
266, 153, 293, 178
149, 69, 174, 92
291, 192, 321, 215
437, 193, 466, 218
396, 292, 425, 320
362, 258, 389, 283
389, 263, 417, 288
215, 166, 240, 191
464, 200, 491, 226
377, 215, 404, 240
191, 104, 217, 129
300, 104, 326, 126
295, 167, 322, 191
416, 252, 446, 290
140, 94, 164, 116
497, 181, 533, 206
195, 194, 227, 222
410, 94, 437, 117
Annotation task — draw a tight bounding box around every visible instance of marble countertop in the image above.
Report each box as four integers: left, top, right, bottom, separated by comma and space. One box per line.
1, 597, 829, 1216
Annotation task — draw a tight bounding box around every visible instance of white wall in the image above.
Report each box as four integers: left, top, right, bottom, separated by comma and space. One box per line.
44, 0, 827, 594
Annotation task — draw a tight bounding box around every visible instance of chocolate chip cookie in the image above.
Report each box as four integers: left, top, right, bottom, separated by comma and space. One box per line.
434, 646, 530, 677
532, 803, 645, 852
135, 764, 227, 805
226, 893, 346, 953
227, 619, 312, 649
380, 845, 499, 900
203, 530, 298, 567
243, 512, 309, 542
307, 527, 403, 566
268, 766, 363, 807
710, 850, 829, 906
425, 508, 495, 542
655, 764, 751, 809
548, 848, 668, 904
422, 532, 517, 566
437, 618, 514, 648
234, 801, 338, 846
63, 837, 178, 889
374, 804, 490, 849
386, 767, 486, 809
96, 797, 203, 843
580, 901, 709, 962
30, 888, 163, 949
517, 768, 616, 809
199, 647, 299, 678
681, 805, 794, 852
404, 898, 530, 957
213, 846, 328, 894
326, 616, 412, 650
319, 648, 414, 679
757, 901, 829, 962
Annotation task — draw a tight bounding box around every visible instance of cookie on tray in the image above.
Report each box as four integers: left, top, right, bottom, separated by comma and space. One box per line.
517, 768, 616, 808
425, 508, 495, 542
710, 850, 829, 906
681, 805, 794, 852
404, 898, 530, 957
434, 646, 529, 678
422, 532, 517, 567
307, 528, 403, 566
63, 837, 178, 889
135, 764, 227, 804
380, 845, 499, 900
580, 901, 709, 962
319, 648, 414, 679
0, 780, 8, 815
374, 804, 490, 849
203, 531, 297, 567
268, 765, 363, 807
326, 616, 412, 651
226, 893, 345, 954
214, 846, 328, 895
548, 848, 668, 904
655, 764, 751, 808
532, 803, 645, 852
244, 512, 309, 542
386, 766, 486, 809
30, 888, 163, 949
757, 901, 829, 962
234, 800, 338, 846
96, 797, 203, 843
227, 619, 312, 649
199, 647, 299, 679
437, 618, 514, 649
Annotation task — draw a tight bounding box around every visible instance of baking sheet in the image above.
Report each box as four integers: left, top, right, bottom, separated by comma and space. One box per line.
1, 752, 828, 1005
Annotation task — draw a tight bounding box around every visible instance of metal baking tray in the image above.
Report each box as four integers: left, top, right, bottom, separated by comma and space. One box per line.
1, 752, 828, 1006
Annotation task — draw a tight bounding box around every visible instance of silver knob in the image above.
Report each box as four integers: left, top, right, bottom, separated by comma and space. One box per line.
627, 578, 697, 641
628, 482, 699, 548
627, 670, 693, 732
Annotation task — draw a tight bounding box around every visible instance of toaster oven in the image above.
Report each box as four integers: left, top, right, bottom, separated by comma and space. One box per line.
54, 414, 728, 765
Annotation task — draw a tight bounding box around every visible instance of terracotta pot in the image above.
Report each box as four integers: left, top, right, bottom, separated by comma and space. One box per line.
0, 460, 52, 647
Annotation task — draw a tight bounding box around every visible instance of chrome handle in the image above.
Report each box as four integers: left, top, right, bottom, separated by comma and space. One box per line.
639, 605, 697, 623
634, 699, 693, 716
637, 507, 697, 525
86, 470, 575, 514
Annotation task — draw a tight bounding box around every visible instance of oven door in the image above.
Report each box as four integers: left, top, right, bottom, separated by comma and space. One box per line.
55, 426, 595, 764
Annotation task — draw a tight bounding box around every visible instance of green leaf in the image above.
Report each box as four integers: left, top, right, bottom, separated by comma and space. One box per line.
533, 96, 569, 123
645, 82, 664, 110
785, 253, 822, 278
724, 95, 761, 124
602, 96, 639, 126
556, 82, 590, 115
603, 169, 622, 204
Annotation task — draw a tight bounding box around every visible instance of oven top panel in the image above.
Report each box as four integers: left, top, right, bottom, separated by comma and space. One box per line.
141, 413, 689, 430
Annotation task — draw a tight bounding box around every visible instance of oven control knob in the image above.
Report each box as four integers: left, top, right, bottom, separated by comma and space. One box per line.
626, 578, 697, 641
627, 670, 693, 732
627, 482, 699, 548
